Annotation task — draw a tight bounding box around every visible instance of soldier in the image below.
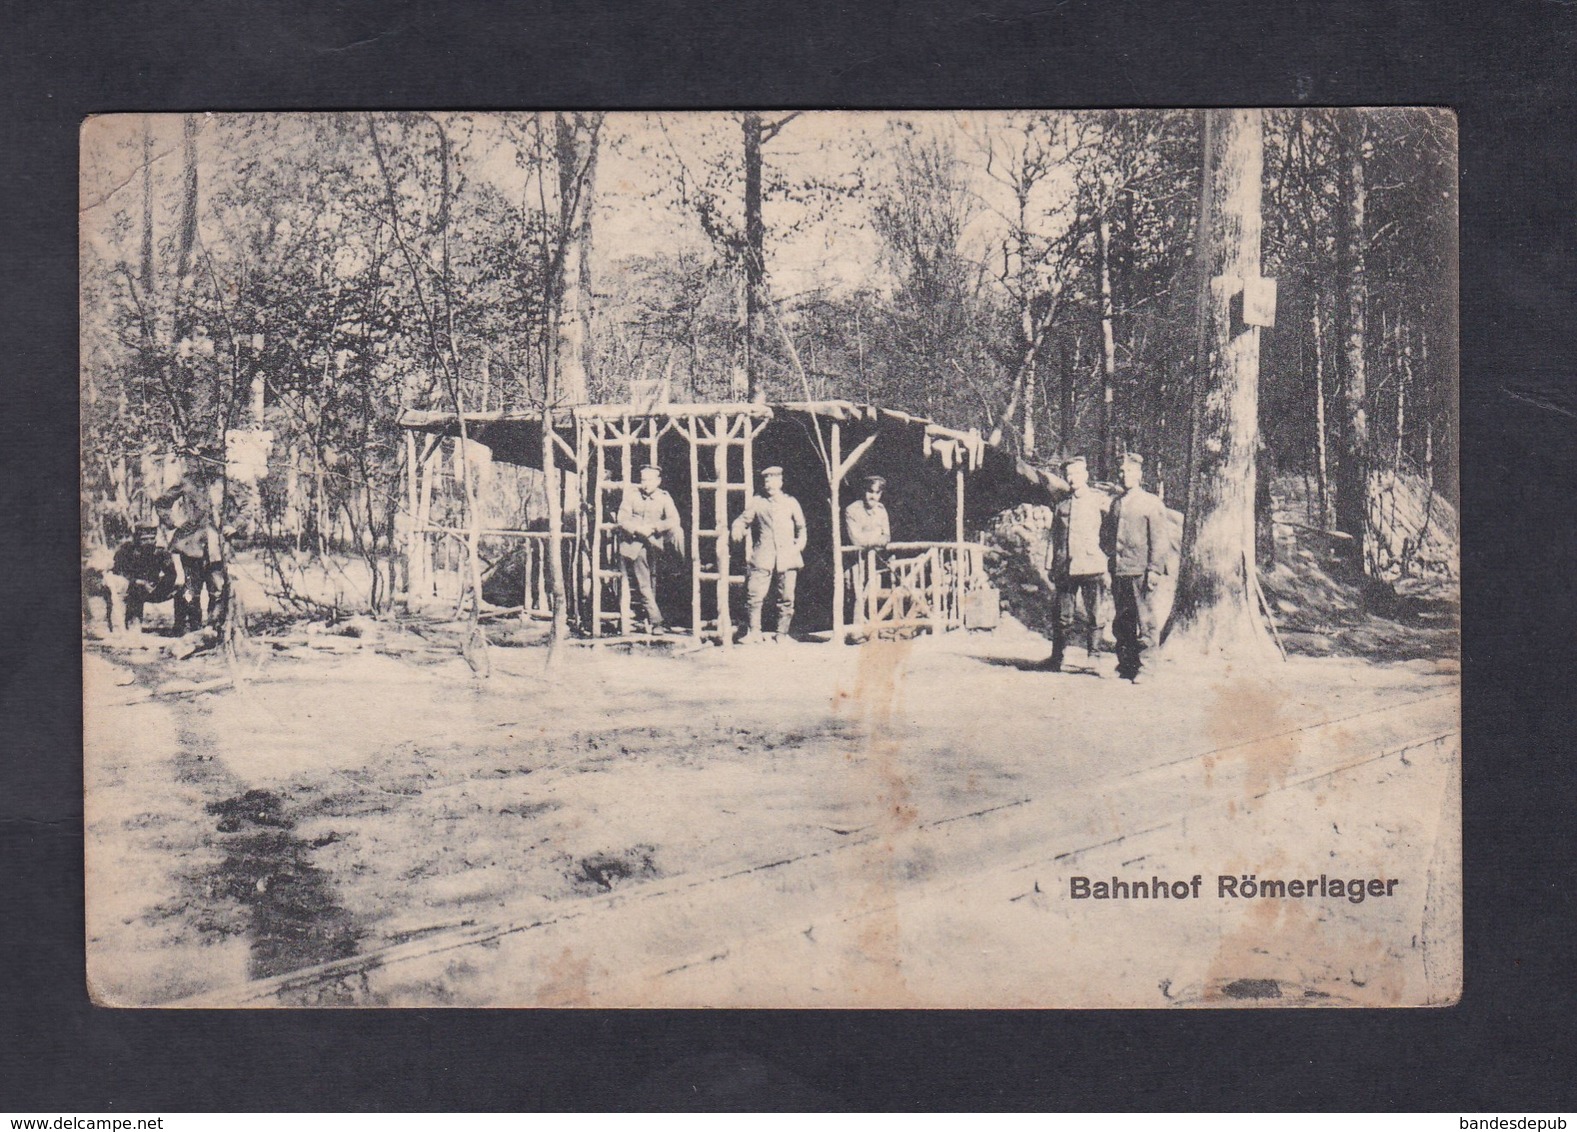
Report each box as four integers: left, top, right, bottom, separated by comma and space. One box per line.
843, 474, 891, 551
1043, 456, 1112, 675
730, 465, 807, 642
156, 489, 229, 636
103, 520, 178, 634
1105, 452, 1168, 683
843, 473, 891, 626
616, 464, 683, 634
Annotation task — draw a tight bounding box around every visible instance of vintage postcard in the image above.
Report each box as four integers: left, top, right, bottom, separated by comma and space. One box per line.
80, 110, 1459, 1007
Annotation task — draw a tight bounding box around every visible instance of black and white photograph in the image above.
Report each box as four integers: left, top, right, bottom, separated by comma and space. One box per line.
78, 109, 1460, 1008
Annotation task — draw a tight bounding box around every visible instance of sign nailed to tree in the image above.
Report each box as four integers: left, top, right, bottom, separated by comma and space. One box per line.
1242, 275, 1278, 327
225, 428, 274, 484
1214, 274, 1279, 331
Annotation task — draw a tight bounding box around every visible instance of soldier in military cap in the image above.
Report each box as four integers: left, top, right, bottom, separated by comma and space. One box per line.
616, 463, 683, 634
843, 473, 891, 624
731, 465, 807, 642
843, 474, 891, 551
1104, 452, 1168, 683
103, 519, 178, 634
1043, 455, 1112, 674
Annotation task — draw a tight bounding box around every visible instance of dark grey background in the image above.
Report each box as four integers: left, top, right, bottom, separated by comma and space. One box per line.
3, 0, 1574, 1112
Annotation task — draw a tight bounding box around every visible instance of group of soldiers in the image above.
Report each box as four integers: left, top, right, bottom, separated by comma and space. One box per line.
613, 451, 1166, 675
615, 463, 892, 643
99, 488, 229, 638
1042, 452, 1168, 683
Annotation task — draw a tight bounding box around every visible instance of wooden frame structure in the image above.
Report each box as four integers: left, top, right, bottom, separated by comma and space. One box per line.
398, 400, 1062, 645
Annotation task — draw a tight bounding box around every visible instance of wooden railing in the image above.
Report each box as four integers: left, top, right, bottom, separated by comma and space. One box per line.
842, 540, 987, 637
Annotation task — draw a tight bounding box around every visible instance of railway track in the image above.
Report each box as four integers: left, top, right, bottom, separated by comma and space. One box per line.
176, 688, 1458, 1007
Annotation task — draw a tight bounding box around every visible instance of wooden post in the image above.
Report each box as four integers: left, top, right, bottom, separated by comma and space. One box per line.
714, 413, 731, 647
830, 421, 845, 644
617, 416, 633, 637
568, 416, 586, 634
930, 547, 942, 632
954, 465, 966, 629
541, 413, 571, 651
687, 417, 703, 642
417, 440, 436, 603
866, 548, 878, 626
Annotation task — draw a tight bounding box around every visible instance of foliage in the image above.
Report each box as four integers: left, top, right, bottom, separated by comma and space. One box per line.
80, 110, 1458, 616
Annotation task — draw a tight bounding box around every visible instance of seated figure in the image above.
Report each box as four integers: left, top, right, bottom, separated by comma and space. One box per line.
103, 521, 178, 634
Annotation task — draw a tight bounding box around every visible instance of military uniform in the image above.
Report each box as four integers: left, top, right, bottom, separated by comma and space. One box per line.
843, 498, 890, 550
104, 528, 177, 632
169, 517, 228, 635
843, 485, 891, 625
1047, 485, 1111, 669
158, 490, 228, 635
731, 471, 807, 638
616, 480, 682, 631
1105, 475, 1168, 680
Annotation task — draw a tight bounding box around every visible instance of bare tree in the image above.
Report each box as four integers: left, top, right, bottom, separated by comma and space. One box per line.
554, 113, 599, 405
542, 112, 604, 654
741, 112, 800, 401
968, 112, 1082, 454
1333, 110, 1370, 575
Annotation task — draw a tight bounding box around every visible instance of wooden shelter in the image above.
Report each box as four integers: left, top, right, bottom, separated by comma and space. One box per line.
397, 400, 1064, 645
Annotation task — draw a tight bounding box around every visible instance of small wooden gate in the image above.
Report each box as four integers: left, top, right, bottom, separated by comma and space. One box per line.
845, 541, 988, 637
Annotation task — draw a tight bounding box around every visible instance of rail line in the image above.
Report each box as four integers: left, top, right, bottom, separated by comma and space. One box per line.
175, 688, 1459, 1007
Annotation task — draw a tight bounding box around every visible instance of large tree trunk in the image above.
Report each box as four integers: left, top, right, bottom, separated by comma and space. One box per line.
554, 114, 595, 405
1022, 350, 1037, 456
542, 112, 601, 656
1311, 301, 1331, 528
174, 116, 199, 288
1333, 111, 1369, 575
1097, 213, 1117, 478
743, 112, 767, 403
1165, 109, 1273, 659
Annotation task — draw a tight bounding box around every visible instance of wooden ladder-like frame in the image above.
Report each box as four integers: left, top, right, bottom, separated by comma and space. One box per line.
674, 411, 767, 647
584, 413, 664, 639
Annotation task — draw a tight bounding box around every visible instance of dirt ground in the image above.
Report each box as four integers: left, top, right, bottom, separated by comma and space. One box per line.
82, 609, 1460, 1009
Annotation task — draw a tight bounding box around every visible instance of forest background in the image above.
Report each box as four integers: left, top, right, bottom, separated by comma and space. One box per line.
78, 109, 1458, 620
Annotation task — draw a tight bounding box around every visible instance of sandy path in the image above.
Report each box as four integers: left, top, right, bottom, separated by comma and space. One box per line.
83, 622, 1459, 1008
